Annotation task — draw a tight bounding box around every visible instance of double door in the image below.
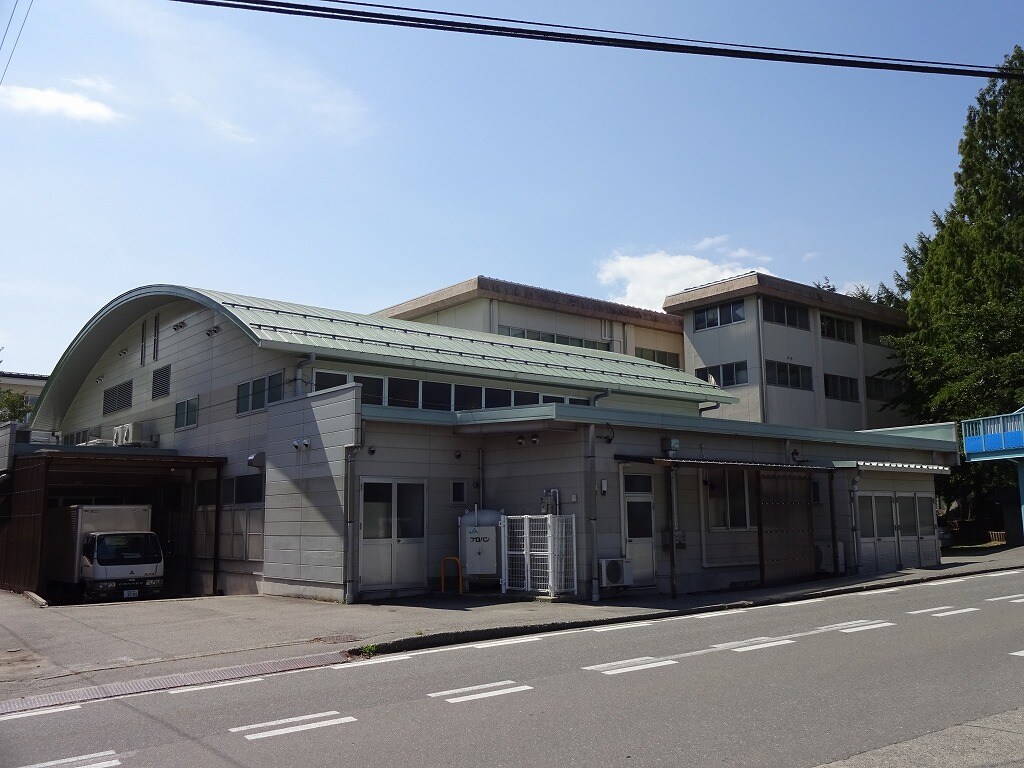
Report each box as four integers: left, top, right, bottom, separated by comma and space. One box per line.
360, 479, 426, 590
858, 493, 938, 574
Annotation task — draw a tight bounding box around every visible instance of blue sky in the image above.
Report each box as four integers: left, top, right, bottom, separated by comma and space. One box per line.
1, 0, 1021, 374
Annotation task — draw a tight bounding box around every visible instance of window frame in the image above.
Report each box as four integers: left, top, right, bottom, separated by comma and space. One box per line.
174, 396, 199, 430
820, 314, 856, 344
762, 298, 810, 330
236, 371, 286, 415
702, 467, 758, 531
695, 360, 748, 388
694, 299, 745, 331
824, 373, 860, 402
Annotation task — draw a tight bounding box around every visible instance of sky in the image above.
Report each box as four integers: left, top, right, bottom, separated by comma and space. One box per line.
1, 0, 1022, 375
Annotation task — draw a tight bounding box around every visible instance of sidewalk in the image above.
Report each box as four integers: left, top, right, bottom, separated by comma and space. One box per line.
2, 545, 1021, 713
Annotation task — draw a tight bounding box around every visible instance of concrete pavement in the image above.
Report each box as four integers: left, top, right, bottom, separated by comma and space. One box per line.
2, 544, 1021, 713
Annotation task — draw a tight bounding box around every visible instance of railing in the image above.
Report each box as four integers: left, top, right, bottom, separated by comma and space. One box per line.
962, 410, 1024, 456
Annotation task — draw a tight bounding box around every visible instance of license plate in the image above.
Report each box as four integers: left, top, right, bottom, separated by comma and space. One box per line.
123, 589, 139, 599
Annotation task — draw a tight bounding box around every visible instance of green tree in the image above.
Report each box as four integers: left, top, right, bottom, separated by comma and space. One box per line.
0, 389, 32, 423
888, 46, 1024, 425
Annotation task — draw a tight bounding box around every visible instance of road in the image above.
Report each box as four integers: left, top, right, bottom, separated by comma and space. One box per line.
4, 570, 1024, 768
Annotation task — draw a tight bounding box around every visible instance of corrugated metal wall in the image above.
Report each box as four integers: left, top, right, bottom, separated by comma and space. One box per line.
758, 469, 815, 585
0, 457, 48, 593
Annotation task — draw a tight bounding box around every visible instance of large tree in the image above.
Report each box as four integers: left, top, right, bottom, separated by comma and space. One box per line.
887, 46, 1024, 425
0, 389, 32, 423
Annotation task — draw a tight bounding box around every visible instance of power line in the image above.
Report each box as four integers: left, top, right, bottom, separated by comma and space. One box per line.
167, 0, 1024, 80
0, 0, 32, 86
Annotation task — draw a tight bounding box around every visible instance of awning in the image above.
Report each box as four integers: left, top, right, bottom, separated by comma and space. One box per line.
831, 460, 951, 475
614, 454, 824, 472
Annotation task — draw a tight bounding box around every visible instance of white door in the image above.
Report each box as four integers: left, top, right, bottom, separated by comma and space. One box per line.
623, 474, 656, 584
360, 480, 426, 590
917, 496, 940, 567
859, 495, 898, 574
897, 495, 920, 568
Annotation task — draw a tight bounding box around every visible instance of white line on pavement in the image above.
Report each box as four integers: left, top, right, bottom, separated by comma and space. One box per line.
601, 660, 678, 675
15, 752, 116, 768
446, 685, 532, 703
932, 608, 980, 617
473, 637, 540, 649
0, 705, 82, 721
1011, 599, 1024, 604
840, 622, 895, 633
245, 716, 357, 740
591, 622, 653, 632
985, 594, 1024, 601
907, 606, 954, 614
865, 587, 902, 594
583, 657, 656, 671
332, 654, 412, 669
69, 762, 118, 768
169, 677, 263, 694
1011, 650, 1024, 657
429, 681, 518, 698
230, 711, 340, 733
732, 639, 796, 652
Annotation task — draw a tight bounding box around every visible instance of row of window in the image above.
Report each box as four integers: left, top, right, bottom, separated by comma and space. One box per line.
311, 369, 590, 410
634, 347, 681, 369
694, 361, 748, 388
693, 298, 898, 349
237, 372, 285, 415
496, 324, 611, 351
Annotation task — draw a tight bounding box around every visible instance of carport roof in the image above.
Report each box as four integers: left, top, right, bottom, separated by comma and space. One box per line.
32, 285, 734, 431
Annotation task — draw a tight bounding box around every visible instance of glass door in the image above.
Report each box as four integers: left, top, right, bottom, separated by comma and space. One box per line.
623, 474, 656, 584
360, 480, 426, 590
897, 495, 920, 568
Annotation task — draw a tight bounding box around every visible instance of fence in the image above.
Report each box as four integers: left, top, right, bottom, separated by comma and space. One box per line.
501, 514, 577, 597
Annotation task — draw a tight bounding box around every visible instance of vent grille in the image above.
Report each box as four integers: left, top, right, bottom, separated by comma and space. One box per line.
152, 365, 171, 399
103, 380, 133, 415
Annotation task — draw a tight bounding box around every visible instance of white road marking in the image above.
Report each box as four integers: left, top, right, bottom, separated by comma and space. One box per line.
1010, 650, 1024, 657
445, 685, 532, 703
985, 594, 1024, 601
932, 608, 980, 617
15, 752, 116, 768
601, 660, 678, 675
865, 587, 902, 594
70, 762, 118, 768
428, 681, 517, 698
229, 711, 340, 733
732, 639, 796, 652
840, 622, 895, 633
584, 657, 656, 671
473, 637, 540, 649
930, 578, 966, 585
591, 622, 652, 632
245, 716, 356, 740
1011, 599, 1024, 604
0, 705, 82, 721
332, 654, 412, 669
907, 606, 954, 614
169, 677, 262, 694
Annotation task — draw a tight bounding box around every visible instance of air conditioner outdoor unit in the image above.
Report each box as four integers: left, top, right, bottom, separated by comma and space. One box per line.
599, 558, 634, 587
113, 422, 140, 446
814, 541, 846, 574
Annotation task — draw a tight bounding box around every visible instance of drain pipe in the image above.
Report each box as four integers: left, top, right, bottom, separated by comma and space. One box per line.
344, 426, 363, 604
667, 464, 679, 599
587, 424, 600, 602
295, 353, 316, 398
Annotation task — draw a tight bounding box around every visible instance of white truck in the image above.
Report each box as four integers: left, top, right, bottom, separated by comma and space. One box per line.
42, 505, 164, 601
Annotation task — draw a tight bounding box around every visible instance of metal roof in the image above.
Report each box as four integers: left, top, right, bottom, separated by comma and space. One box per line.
32, 285, 734, 431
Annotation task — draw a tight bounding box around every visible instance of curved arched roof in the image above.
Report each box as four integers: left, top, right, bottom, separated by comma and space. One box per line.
32, 285, 734, 432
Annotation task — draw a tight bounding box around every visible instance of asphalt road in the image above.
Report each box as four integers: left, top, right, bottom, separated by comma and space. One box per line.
4, 569, 1024, 768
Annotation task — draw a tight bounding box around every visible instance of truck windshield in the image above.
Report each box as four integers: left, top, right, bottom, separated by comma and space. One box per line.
94, 533, 163, 566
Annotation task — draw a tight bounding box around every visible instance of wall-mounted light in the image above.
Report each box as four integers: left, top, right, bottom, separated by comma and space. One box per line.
516, 435, 525, 447
454, 450, 462, 459
117, 348, 128, 357
368, 447, 376, 455
599, 478, 608, 496
530, 434, 539, 446
172, 321, 187, 331
95, 375, 104, 384
205, 325, 221, 337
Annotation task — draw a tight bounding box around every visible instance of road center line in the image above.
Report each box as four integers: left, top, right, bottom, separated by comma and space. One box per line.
840, 622, 895, 633
245, 716, 357, 740
601, 660, 678, 675
230, 711, 340, 733
985, 594, 1024, 601
446, 685, 532, 703
16, 752, 115, 768
169, 677, 262, 694
732, 639, 796, 652
583, 657, 655, 671
0, 705, 82, 721
591, 622, 653, 632
429, 680, 518, 698
907, 606, 953, 614
932, 608, 980, 617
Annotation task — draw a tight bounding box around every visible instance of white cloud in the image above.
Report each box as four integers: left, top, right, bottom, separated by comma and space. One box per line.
597, 250, 771, 310
0, 85, 121, 121
96, 0, 369, 144
802, 251, 820, 262
694, 235, 729, 251
65, 76, 116, 94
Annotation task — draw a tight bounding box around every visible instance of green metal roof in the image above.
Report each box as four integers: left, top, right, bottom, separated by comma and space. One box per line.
32, 285, 733, 431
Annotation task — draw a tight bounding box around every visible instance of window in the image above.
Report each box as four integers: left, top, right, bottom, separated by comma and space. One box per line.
387, 378, 419, 408
140, 320, 147, 366
235, 474, 265, 504
354, 375, 384, 405
217, 507, 264, 561
765, 360, 813, 390
866, 375, 903, 401
694, 300, 745, 331
695, 361, 748, 387
568, 397, 590, 406
820, 314, 855, 343
454, 385, 483, 410
485, 388, 512, 408
513, 390, 540, 406
451, 480, 467, 505
236, 372, 285, 414
422, 381, 452, 411
175, 396, 198, 429
624, 474, 653, 494
313, 370, 348, 391
542, 394, 565, 404
862, 320, 901, 347
496, 324, 610, 351
762, 298, 810, 330
103, 380, 133, 415
635, 347, 681, 368
704, 467, 758, 530
152, 364, 171, 400
153, 314, 160, 361
824, 374, 859, 402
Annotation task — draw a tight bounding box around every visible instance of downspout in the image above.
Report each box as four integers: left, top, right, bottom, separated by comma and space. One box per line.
477, 447, 485, 508
667, 465, 678, 599
756, 296, 768, 423
828, 471, 840, 574
849, 470, 862, 574
591, 389, 612, 407
212, 463, 223, 596
587, 424, 599, 602
295, 353, 316, 398
344, 421, 364, 605
699, 401, 721, 416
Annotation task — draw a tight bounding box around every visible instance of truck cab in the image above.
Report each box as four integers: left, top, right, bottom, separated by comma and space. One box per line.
80, 530, 164, 600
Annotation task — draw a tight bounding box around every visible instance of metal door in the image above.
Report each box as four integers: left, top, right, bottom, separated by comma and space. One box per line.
897, 495, 920, 568
622, 474, 656, 584
360, 480, 426, 589
859, 494, 898, 574
916, 496, 940, 567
